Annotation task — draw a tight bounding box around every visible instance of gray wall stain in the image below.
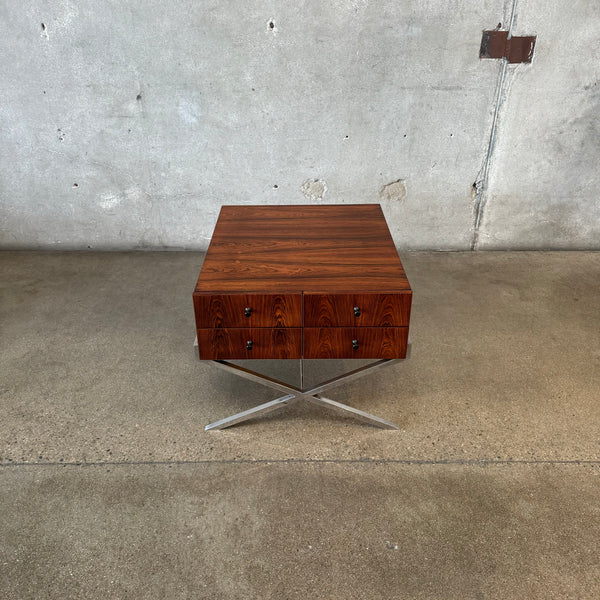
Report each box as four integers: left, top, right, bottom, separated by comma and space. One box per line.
379, 179, 407, 203
300, 179, 327, 202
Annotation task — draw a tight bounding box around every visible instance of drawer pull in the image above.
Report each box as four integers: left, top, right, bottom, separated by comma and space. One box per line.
352, 339, 359, 351
353, 306, 361, 317
246, 340, 253, 350
244, 307, 252, 317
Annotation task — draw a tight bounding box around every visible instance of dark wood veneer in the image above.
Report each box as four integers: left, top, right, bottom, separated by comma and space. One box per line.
193, 205, 412, 360
196, 328, 302, 360
194, 294, 301, 328
303, 327, 408, 359
304, 293, 412, 327
194, 205, 410, 293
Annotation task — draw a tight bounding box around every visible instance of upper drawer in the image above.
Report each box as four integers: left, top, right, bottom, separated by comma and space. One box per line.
193, 293, 302, 328
304, 292, 412, 327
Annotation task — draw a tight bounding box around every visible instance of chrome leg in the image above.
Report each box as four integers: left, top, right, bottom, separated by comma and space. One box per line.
306, 395, 399, 430
205, 394, 296, 431
199, 341, 411, 430
301, 359, 402, 396
210, 360, 301, 395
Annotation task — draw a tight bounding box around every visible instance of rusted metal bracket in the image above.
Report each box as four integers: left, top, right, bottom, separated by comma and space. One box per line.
480, 30, 536, 63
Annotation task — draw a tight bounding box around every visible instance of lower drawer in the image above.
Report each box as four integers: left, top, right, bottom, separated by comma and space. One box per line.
197, 328, 302, 360
303, 327, 408, 359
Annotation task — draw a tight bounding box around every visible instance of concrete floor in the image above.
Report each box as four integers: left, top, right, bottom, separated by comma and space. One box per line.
1, 251, 599, 599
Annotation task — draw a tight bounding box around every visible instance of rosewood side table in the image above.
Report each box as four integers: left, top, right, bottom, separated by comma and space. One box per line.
193, 204, 412, 430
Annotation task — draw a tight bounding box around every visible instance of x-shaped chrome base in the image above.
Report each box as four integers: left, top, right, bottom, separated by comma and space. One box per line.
198, 342, 410, 431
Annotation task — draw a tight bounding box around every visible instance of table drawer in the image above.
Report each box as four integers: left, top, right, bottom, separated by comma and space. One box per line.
193, 294, 301, 328
197, 328, 302, 360
303, 293, 411, 327
303, 327, 408, 359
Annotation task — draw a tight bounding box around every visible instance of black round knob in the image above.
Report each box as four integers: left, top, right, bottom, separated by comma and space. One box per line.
353, 306, 361, 317
246, 340, 253, 351
352, 339, 359, 351
244, 307, 252, 317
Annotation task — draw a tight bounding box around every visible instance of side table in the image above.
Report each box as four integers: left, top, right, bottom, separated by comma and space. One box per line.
193, 204, 412, 430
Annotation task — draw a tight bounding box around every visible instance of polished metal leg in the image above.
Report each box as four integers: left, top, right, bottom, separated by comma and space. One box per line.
199, 342, 411, 431
305, 395, 400, 430
204, 394, 296, 431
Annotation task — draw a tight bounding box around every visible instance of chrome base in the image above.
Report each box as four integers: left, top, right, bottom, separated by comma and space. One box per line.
196, 339, 411, 431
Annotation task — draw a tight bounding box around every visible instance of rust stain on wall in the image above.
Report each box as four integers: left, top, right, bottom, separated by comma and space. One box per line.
480, 30, 536, 64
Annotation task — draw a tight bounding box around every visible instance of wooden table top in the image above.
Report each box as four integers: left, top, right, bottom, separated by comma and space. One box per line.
194, 204, 411, 294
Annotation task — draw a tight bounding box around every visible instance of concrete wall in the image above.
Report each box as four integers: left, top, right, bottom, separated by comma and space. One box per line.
1, 1, 598, 250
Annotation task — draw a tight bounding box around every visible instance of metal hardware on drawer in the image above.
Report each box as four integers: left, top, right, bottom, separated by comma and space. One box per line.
354, 306, 361, 317
352, 339, 359, 350
244, 307, 252, 317
246, 340, 253, 350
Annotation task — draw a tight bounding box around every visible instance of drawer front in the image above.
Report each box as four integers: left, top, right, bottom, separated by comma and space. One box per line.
197, 328, 302, 360
194, 294, 301, 328
303, 327, 408, 359
304, 293, 411, 327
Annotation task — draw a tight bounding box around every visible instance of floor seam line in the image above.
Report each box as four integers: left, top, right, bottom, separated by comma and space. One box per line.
1, 458, 599, 468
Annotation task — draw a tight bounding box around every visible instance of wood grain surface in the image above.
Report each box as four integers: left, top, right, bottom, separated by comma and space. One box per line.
303, 327, 408, 359
194, 294, 301, 328
194, 205, 411, 293
196, 328, 302, 360
304, 292, 412, 327
193, 205, 412, 361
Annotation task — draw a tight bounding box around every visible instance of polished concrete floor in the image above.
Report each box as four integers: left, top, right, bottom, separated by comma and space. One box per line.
1, 251, 599, 599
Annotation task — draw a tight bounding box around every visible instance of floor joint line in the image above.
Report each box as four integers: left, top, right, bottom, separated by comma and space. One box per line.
2, 458, 599, 468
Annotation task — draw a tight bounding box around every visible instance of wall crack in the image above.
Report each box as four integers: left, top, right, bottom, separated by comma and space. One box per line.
471, 0, 520, 250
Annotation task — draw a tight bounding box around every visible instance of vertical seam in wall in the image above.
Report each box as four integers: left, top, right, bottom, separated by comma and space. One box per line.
471, 60, 507, 250
507, 0, 519, 40
471, 0, 519, 250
